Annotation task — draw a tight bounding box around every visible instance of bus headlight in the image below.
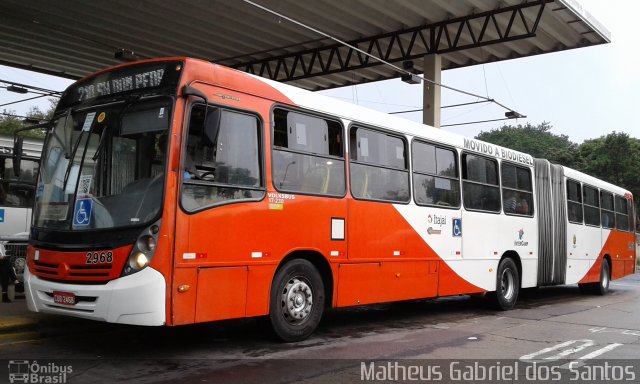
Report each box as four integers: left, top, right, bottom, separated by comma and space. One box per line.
134, 252, 149, 269
123, 220, 161, 277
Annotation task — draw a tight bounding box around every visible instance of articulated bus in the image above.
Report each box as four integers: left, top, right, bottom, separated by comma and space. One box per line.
21, 58, 636, 341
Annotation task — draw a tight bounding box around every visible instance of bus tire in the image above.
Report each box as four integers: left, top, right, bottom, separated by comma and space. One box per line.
593, 259, 610, 296
269, 259, 325, 342
493, 258, 520, 310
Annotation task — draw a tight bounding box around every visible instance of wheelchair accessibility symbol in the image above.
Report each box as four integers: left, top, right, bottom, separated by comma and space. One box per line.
73, 198, 93, 226
452, 218, 462, 237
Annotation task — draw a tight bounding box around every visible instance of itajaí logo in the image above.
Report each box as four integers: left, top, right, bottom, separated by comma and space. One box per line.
514, 229, 528, 246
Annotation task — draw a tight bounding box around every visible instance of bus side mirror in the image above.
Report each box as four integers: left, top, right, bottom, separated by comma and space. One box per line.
13, 135, 24, 177
203, 108, 221, 146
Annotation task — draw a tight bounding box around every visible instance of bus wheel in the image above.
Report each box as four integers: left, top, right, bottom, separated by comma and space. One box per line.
494, 258, 520, 310
269, 259, 325, 342
594, 259, 610, 296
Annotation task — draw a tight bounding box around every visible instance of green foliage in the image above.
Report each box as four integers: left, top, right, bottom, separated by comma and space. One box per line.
476, 122, 582, 168
477, 123, 639, 222
0, 98, 57, 139
580, 132, 640, 214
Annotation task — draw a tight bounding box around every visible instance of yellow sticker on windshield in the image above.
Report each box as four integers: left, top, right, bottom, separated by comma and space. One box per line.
97, 112, 106, 123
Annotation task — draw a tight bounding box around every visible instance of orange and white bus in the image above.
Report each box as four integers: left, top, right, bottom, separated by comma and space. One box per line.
20, 58, 636, 341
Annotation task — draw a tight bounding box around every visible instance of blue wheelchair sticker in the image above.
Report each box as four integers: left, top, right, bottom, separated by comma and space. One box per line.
0, 208, 4, 223
73, 198, 92, 226
452, 218, 462, 237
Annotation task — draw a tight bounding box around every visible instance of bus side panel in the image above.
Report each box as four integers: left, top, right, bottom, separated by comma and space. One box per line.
336, 261, 438, 307
245, 265, 275, 317
579, 229, 635, 284
172, 267, 197, 325
195, 267, 248, 323
565, 223, 601, 285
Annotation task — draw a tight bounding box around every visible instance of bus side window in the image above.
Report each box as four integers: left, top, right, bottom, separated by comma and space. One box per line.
412, 140, 460, 208
272, 109, 345, 196
501, 163, 533, 216
180, 105, 264, 211
583, 185, 601, 226
462, 153, 500, 212
600, 191, 615, 229
566, 179, 583, 224
349, 126, 409, 203
615, 195, 630, 231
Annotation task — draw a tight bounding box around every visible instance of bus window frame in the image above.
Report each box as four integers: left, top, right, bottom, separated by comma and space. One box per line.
270, 105, 347, 199
347, 122, 411, 205
410, 137, 461, 210
179, 101, 266, 215
614, 194, 631, 232
582, 184, 601, 228
460, 151, 502, 215
600, 190, 616, 229
566, 178, 584, 225
500, 160, 535, 218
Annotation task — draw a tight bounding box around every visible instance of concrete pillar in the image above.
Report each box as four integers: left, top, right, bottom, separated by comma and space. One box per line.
423, 54, 442, 128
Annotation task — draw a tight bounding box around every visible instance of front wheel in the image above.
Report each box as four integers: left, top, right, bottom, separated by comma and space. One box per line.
269, 259, 325, 342
493, 258, 520, 310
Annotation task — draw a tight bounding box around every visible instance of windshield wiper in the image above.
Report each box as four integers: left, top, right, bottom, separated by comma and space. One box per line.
63, 111, 83, 190
92, 125, 108, 161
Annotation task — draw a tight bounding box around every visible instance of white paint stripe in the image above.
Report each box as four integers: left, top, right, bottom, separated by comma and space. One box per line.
182, 253, 196, 260
559, 343, 623, 369
520, 340, 586, 361
577, 343, 623, 360
251, 252, 262, 258
544, 340, 594, 360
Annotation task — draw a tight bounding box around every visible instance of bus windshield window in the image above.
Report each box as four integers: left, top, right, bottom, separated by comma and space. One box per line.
33, 98, 172, 230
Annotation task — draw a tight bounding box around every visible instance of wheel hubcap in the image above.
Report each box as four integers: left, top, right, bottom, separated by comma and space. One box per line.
281, 277, 313, 324
501, 268, 515, 301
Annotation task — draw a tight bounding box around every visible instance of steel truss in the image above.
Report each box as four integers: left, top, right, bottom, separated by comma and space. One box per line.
226, 1, 550, 88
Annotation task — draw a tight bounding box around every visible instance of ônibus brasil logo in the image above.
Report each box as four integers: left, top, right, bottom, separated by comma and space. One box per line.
8, 360, 72, 383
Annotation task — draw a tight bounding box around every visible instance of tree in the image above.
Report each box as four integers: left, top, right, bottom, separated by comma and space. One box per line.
476, 122, 582, 168
580, 132, 640, 217
0, 98, 57, 139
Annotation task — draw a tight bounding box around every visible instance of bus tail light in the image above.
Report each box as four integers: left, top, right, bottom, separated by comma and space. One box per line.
123, 220, 161, 276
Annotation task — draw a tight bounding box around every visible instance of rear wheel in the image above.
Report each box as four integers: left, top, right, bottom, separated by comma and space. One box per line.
269, 259, 325, 342
593, 259, 610, 296
493, 258, 520, 310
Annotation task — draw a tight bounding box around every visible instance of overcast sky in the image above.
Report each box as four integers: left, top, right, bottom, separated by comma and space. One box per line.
0, 0, 637, 143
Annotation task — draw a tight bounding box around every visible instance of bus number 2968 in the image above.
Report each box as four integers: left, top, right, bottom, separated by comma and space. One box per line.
86, 251, 113, 264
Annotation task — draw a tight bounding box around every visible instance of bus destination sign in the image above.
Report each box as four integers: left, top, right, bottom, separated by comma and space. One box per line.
76, 69, 165, 102
58, 61, 183, 110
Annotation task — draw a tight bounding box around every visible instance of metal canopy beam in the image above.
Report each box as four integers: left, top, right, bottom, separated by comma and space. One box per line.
228, 0, 551, 84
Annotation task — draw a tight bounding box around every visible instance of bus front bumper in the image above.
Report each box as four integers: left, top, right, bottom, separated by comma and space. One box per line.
24, 267, 166, 326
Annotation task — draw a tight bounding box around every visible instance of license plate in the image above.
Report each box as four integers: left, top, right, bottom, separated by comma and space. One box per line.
53, 291, 76, 306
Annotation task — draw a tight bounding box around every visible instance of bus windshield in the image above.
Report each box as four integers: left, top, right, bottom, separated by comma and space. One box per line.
33, 97, 172, 231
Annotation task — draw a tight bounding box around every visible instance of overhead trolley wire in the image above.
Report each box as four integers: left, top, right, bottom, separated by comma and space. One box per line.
241, 0, 525, 118
0, 79, 63, 96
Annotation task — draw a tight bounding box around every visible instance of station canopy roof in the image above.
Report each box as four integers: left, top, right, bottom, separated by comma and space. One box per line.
0, 0, 609, 91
